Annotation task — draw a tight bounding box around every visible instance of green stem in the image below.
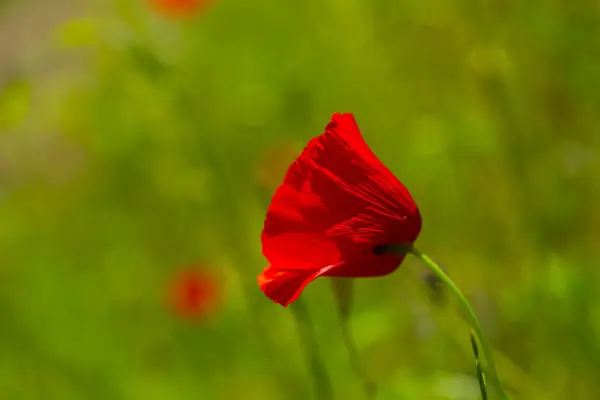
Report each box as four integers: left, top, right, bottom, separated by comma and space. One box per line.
291, 299, 334, 400
330, 279, 377, 399
470, 329, 488, 400
409, 247, 510, 400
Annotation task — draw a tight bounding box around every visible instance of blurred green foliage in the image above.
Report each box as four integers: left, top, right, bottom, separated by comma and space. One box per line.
0, 0, 599, 398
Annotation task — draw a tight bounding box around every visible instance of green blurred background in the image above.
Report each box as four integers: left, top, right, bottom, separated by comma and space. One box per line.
1, 0, 599, 398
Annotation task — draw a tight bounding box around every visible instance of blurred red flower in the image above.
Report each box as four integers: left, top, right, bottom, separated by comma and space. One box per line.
256, 142, 300, 191
258, 113, 422, 306
149, 0, 211, 18
168, 268, 220, 319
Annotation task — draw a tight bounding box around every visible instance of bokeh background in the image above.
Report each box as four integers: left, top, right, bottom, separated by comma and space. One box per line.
1, 0, 599, 398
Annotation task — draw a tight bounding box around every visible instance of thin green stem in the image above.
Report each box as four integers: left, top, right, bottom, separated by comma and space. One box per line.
291, 299, 335, 400
330, 279, 377, 399
409, 247, 510, 400
471, 329, 488, 400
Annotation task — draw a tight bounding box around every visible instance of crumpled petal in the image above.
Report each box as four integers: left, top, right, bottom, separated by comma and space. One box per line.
258, 264, 337, 306
262, 232, 340, 271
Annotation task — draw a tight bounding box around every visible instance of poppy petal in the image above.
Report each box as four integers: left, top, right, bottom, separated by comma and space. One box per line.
265, 113, 420, 252
262, 232, 341, 270
327, 211, 420, 250
322, 254, 404, 278
258, 264, 337, 306
306, 114, 419, 221
262, 121, 376, 252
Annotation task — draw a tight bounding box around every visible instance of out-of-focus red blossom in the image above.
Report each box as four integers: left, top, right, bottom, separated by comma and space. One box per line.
258, 113, 422, 307
256, 143, 301, 191
168, 268, 220, 319
149, 0, 211, 18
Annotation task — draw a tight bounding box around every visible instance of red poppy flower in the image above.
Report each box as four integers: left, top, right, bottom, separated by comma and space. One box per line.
168, 268, 220, 319
149, 0, 211, 18
258, 113, 422, 306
